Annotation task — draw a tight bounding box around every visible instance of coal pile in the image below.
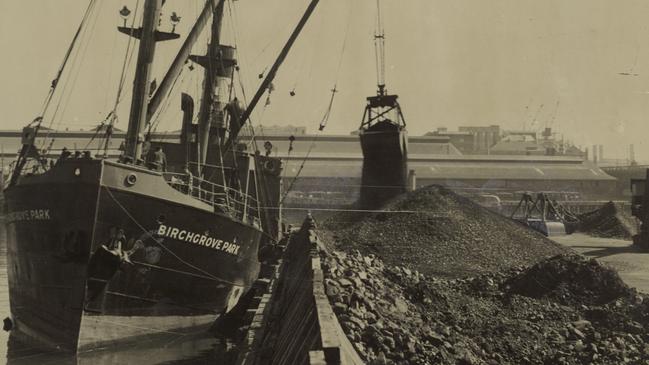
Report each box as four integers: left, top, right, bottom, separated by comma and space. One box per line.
323, 249, 649, 365
321, 185, 570, 278
577, 202, 637, 240
506, 254, 631, 306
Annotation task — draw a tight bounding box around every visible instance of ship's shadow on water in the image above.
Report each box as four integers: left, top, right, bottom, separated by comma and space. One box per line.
5, 330, 238, 365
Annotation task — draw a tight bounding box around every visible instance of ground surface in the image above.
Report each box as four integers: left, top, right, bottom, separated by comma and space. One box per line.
553, 234, 649, 294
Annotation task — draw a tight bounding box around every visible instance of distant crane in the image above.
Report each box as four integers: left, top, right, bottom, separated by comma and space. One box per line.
619, 36, 641, 77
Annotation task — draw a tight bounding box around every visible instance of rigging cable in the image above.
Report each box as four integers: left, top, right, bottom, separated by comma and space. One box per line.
34, 0, 99, 154
89, 0, 142, 153
279, 1, 353, 205
46, 0, 104, 139
42, 1, 105, 157
227, 0, 264, 150
147, 67, 187, 136
35, 0, 98, 125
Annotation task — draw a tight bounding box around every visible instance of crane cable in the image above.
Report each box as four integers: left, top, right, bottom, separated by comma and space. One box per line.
280, 1, 353, 205
373, 0, 386, 90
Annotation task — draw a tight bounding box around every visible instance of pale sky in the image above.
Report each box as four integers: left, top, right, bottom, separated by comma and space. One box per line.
1, 0, 649, 159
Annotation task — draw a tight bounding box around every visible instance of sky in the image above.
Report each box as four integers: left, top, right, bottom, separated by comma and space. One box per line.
1, 0, 649, 160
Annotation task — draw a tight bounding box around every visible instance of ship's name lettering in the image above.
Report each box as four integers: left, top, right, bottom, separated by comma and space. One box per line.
157, 224, 240, 255
7, 209, 51, 222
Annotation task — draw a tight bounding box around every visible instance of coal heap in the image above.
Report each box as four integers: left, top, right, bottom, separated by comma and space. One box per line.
578, 201, 637, 240
506, 254, 631, 306
323, 250, 648, 364
321, 185, 570, 278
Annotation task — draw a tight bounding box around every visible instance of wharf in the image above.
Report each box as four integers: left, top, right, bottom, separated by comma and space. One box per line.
233, 216, 363, 365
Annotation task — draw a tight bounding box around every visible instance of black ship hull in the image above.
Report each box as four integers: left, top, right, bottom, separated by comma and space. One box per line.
4, 158, 262, 351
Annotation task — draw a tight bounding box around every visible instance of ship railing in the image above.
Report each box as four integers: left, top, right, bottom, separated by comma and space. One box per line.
163, 172, 260, 225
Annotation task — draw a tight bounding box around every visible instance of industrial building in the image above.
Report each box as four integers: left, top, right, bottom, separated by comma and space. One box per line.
0, 129, 616, 202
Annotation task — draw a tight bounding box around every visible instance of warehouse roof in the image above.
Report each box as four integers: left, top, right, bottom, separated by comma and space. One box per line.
282, 157, 614, 181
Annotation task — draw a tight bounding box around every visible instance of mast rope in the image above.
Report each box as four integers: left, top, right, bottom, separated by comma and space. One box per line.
33, 0, 99, 154
279, 2, 352, 204
147, 67, 187, 136
227, 7, 261, 153
112, 0, 142, 119
35, 0, 98, 127
228, 0, 261, 148
89, 0, 143, 155
45, 0, 103, 143
80, 0, 142, 154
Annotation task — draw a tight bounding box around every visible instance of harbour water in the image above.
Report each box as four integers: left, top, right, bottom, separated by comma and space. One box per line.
0, 220, 234, 365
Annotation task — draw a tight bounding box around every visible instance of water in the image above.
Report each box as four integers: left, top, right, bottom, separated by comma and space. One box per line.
0, 221, 236, 365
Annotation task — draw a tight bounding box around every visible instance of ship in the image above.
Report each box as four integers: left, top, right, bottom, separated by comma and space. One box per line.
3, 0, 319, 352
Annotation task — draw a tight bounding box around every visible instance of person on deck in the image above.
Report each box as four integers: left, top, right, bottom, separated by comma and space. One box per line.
146, 146, 167, 172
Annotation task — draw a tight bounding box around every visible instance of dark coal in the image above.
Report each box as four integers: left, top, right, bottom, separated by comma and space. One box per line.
322, 249, 649, 365
321, 185, 570, 278
506, 254, 632, 306
577, 201, 637, 240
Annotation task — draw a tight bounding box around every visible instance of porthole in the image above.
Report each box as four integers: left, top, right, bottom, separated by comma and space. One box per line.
125, 173, 137, 186
74, 168, 81, 176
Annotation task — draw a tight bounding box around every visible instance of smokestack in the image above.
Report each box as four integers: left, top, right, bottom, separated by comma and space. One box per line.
592, 144, 598, 164
584, 147, 589, 161
598, 145, 604, 162
630, 144, 636, 165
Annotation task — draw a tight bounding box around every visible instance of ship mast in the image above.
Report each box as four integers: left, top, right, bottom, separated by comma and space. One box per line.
190, 0, 235, 174
122, 0, 179, 163
123, 0, 163, 162
147, 0, 218, 123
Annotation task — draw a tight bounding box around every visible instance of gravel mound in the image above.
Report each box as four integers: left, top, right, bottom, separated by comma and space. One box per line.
577, 202, 637, 240
321, 185, 570, 278
323, 249, 649, 365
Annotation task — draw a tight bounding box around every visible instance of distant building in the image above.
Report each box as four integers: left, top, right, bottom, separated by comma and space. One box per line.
490, 131, 541, 155
458, 125, 502, 153
490, 128, 584, 157
425, 127, 475, 154
238, 124, 306, 137
0, 128, 614, 200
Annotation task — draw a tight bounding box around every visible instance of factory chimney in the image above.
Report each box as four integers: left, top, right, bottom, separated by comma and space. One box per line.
598, 145, 604, 163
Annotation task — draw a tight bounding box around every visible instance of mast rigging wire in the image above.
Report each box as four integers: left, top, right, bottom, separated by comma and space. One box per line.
85, 0, 142, 153
35, 0, 98, 124
36, 0, 100, 152
279, 1, 353, 205
51, 0, 104, 136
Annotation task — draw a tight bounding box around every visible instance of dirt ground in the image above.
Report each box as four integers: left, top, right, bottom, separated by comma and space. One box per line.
553, 234, 649, 294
